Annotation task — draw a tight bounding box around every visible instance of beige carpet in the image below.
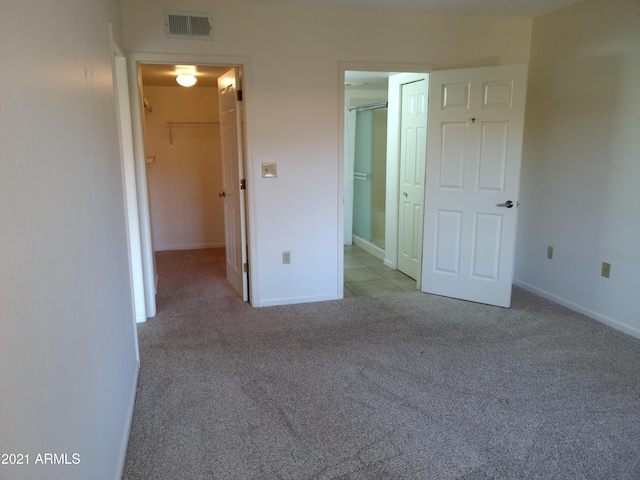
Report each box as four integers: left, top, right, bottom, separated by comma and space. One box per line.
123, 248, 640, 479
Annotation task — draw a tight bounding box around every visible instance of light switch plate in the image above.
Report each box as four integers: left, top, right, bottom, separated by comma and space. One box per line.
262, 162, 277, 178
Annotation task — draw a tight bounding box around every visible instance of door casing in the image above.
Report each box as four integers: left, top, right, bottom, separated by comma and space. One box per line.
126, 53, 255, 318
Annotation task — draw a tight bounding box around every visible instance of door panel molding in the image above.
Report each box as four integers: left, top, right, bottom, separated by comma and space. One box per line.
422, 64, 528, 308
397, 78, 429, 282
385, 72, 430, 277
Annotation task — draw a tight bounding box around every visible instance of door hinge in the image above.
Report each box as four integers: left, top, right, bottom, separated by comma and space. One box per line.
240, 178, 246, 190
243, 262, 248, 272
237, 90, 243, 102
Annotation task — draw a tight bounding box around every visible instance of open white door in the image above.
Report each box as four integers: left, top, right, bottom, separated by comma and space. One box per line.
422, 65, 527, 308
111, 46, 146, 324
397, 78, 428, 282
218, 67, 248, 301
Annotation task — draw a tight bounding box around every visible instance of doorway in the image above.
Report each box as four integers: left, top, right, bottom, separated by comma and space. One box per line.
342, 64, 528, 307
133, 62, 249, 315
342, 67, 430, 297
139, 64, 229, 253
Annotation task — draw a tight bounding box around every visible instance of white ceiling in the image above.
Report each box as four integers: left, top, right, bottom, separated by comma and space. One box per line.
248, 0, 583, 17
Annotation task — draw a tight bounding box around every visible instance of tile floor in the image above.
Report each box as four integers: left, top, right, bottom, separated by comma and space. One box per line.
344, 244, 418, 298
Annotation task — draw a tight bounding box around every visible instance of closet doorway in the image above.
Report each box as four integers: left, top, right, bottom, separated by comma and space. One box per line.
138, 63, 248, 309
140, 64, 229, 253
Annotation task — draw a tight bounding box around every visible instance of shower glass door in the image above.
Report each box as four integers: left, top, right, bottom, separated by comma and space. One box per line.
353, 110, 373, 243
352, 107, 387, 248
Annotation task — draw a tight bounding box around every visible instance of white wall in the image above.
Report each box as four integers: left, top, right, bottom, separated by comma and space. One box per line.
0, 1, 139, 479
121, 0, 532, 306
143, 86, 225, 251
515, 0, 640, 336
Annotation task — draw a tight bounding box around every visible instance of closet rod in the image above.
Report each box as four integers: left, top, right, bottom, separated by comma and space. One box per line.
166, 121, 219, 125
165, 121, 219, 146
348, 102, 388, 113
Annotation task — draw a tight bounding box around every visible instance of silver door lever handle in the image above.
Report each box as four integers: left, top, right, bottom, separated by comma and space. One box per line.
497, 200, 514, 208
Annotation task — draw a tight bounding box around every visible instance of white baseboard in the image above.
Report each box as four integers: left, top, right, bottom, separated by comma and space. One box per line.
255, 293, 340, 307
115, 362, 139, 480
155, 242, 225, 251
514, 279, 640, 340
352, 236, 385, 260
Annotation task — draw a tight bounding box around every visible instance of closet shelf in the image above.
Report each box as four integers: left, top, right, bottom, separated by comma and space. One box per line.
165, 121, 219, 145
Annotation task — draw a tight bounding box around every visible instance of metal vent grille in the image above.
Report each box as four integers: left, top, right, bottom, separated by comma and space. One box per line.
164, 10, 213, 40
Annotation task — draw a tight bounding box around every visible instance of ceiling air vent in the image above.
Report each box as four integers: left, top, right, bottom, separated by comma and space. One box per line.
164, 10, 213, 40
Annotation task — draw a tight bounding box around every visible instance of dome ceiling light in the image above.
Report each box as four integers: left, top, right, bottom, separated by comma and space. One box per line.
175, 65, 198, 87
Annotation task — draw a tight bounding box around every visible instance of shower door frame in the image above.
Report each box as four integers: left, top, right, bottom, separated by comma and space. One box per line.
351, 104, 388, 250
